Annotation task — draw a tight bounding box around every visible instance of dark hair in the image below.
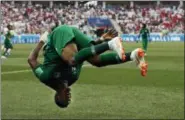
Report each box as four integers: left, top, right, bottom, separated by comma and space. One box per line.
54, 92, 69, 108
143, 23, 146, 28
7, 24, 12, 30
51, 22, 60, 31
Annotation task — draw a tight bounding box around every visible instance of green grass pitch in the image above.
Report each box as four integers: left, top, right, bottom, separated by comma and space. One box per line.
1, 42, 184, 119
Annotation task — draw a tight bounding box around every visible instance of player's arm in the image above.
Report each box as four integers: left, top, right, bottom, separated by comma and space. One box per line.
27, 32, 48, 69
92, 29, 118, 45
27, 41, 44, 69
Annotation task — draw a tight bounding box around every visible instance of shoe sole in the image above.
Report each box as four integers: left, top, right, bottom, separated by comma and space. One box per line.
135, 48, 148, 77
115, 37, 126, 61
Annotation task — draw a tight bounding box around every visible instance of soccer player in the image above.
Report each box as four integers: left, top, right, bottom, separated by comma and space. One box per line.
28, 25, 148, 108
138, 23, 150, 56
1, 23, 15, 59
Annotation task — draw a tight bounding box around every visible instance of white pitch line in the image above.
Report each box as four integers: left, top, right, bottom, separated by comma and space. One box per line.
1, 64, 92, 75
1, 69, 31, 75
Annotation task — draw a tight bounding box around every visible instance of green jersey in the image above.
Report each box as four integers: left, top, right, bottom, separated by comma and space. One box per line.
139, 28, 149, 39
43, 25, 92, 66
5, 30, 14, 41
33, 25, 93, 86
4, 30, 14, 49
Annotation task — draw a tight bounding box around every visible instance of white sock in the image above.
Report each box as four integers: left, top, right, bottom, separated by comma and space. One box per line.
4, 48, 7, 53
7, 49, 11, 54
130, 48, 140, 61
108, 41, 113, 50
130, 51, 135, 61
108, 37, 118, 50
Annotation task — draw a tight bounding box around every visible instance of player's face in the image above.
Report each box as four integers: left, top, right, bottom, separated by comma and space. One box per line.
55, 92, 70, 108
9, 25, 14, 30
143, 24, 146, 28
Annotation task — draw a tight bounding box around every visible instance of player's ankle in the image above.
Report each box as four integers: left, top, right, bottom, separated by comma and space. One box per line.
108, 40, 113, 50
130, 50, 135, 61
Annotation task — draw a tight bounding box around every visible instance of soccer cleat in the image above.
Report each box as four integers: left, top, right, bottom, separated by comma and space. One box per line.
131, 48, 148, 76
55, 81, 71, 108
108, 37, 126, 61
1, 56, 7, 59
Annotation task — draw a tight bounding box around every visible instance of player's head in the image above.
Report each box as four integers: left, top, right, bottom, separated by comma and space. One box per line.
142, 23, 146, 28
7, 23, 14, 30
54, 89, 70, 108
50, 21, 60, 32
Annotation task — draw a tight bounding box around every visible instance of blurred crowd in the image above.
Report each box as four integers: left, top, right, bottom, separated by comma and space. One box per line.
1, 1, 184, 34
113, 4, 184, 34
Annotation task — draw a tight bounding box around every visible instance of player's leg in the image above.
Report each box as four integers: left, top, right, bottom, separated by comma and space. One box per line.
88, 48, 148, 76
2, 43, 13, 58
3, 42, 8, 57
3, 48, 12, 57
7, 48, 12, 56
130, 48, 148, 76
142, 38, 148, 54
2, 47, 8, 59
62, 37, 125, 66
144, 39, 148, 55
87, 52, 131, 67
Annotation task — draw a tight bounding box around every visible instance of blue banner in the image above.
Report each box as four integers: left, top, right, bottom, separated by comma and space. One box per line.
87, 17, 112, 27
121, 33, 184, 42
0, 34, 40, 44
0, 33, 184, 44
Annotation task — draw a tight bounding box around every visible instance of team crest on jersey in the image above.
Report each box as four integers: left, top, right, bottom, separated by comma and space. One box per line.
54, 72, 61, 79
72, 67, 77, 75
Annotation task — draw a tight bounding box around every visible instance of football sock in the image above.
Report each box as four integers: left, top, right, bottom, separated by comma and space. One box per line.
98, 52, 131, 66
73, 42, 109, 64
3, 49, 11, 57
3, 50, 7, 57
7, 49, 11, 54
142, 40, 148, 53
7, 49, 11, 56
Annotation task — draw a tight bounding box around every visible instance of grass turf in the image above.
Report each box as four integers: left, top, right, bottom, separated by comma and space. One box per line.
1, 42, 184, 119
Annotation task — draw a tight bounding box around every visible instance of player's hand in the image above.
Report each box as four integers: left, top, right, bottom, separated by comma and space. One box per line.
40, 31, 49, 43
100, 29, 118, 41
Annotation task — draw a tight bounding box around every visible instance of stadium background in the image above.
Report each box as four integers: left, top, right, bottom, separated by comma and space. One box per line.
1, 0, 184, 119
1, 0, 184, 43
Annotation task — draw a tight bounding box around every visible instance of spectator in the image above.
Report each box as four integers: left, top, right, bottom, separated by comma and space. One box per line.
1, 1, 184, 34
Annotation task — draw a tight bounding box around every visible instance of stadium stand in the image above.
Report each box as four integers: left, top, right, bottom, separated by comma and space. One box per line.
1, 1, 184, 34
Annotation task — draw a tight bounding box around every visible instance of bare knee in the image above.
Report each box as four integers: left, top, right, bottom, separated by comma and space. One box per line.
88, 56, 102, 67
62, 42, 78, 65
